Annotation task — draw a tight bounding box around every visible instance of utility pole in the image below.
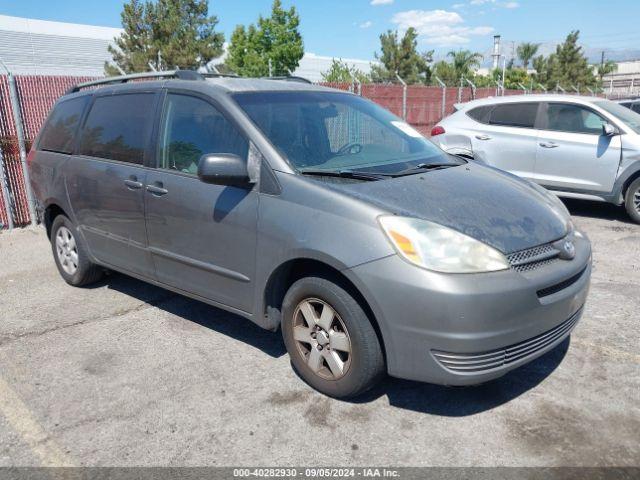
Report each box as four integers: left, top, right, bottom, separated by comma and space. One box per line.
501, 55, 507, 95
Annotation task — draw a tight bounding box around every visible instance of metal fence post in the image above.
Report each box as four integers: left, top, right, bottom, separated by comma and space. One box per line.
465, 78, 476, 100
457, 76, 463, 103
6, 70, 37, 224
395, 72, 407, 120
434, 76, 446, 119
0, 146, 14, 230
353, 77, 362, 96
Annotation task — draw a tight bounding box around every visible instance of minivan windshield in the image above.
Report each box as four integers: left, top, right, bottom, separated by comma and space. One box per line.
233, 91, 460, 176
594, 100, 640, 134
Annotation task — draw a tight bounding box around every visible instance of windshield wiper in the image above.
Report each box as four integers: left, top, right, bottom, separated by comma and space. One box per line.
390, 162, 460, 177
299, 169, 388, 181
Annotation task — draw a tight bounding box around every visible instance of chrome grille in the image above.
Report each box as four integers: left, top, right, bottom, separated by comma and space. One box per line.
507, 243, 559, 272
432, 309, 582, 374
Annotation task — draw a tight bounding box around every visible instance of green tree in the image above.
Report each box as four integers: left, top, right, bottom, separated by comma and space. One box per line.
371, 28, 433, 84
321, 59, 371, 83
516, 42, 540, 70
492, 67, 531, 90
226, 0, 304, 77
431, 60, 457, 86
447, 50, 483, 81
548, 30, 596, 89
106, 0, 224, 75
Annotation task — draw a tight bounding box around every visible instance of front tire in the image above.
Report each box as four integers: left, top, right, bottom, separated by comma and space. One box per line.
50, 215, 103, 286
624, 178, 640, 224
281, 276, 385, 398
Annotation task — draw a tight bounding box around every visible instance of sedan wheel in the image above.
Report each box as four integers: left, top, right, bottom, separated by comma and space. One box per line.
292, 298, 352, 380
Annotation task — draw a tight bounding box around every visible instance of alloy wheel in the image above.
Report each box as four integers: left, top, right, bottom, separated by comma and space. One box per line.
634, 188, 640, 214
292, 298, 352, 380
55, 226, 79, 275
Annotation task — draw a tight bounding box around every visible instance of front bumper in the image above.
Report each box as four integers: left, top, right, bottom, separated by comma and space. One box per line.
346, 235, 591, 385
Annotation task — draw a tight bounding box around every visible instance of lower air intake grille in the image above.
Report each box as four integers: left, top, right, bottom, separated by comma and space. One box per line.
537, 267, 587, 298
432, 309, 581, 374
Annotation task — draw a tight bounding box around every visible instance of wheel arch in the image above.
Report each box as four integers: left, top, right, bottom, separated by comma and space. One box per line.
43, 203, 69, 239
621, 168, 640, 200
262, 257, 388, 362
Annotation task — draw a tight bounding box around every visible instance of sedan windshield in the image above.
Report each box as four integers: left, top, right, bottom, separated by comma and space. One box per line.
594, 100, 640, 134
233, 91, 460, 176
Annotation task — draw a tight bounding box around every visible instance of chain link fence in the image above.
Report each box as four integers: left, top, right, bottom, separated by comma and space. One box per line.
0, 74, 580, 230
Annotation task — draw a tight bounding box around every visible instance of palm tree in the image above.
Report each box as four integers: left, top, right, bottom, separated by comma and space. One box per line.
447, 50, 483, 80
598, 59, 617, 84
517, 42, 540, 70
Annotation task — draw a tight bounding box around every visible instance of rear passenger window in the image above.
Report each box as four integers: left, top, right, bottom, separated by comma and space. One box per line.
467, 105, 492, 123
38, 97, 87, 154
489, 103, 538, 128
633, 103, 640, 114
158, 94, 248, 175
78, 94, 155, 164
545, 103, 606, 135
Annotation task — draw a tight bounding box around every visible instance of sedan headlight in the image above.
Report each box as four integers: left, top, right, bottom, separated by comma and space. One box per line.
378, 216, 510, 273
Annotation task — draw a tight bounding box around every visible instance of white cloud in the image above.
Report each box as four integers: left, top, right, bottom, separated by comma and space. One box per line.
503, 1, 519, 8
370, 0, 393, 5
360, 20, 373, 28
391, 9, 494, 46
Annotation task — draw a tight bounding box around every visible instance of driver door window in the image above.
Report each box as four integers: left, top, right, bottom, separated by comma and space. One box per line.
159, 94, 248, 174
544, 103, 607, 135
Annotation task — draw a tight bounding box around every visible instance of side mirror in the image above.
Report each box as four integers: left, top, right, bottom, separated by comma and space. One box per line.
602, 123, 617, 136
445, 147, 475, 161
197, 153, 252, 187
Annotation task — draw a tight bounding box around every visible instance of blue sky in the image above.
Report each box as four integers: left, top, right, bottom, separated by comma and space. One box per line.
1, 0, 639, 62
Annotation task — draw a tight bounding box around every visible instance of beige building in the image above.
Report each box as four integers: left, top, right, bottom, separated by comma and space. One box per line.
603, 60, 640, 98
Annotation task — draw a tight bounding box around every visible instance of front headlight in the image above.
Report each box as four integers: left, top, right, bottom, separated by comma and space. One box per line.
378, 216, 510, 273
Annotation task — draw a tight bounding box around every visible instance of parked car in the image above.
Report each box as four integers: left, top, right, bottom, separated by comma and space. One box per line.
431, 94, 640, 223
29, 72, 591, 398
618, 98, 640, 114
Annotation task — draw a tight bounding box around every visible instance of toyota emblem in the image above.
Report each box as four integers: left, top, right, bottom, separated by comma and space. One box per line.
559, 240, 576, 260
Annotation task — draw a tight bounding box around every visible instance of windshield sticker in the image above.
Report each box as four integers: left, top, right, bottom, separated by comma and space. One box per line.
391, 121, 423, 138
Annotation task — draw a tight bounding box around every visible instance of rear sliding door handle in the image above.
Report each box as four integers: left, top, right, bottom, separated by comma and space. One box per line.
146, 184, 169, 196
475, 134, 491, 140
124, 179, 143, 189
539, 141, 559, 148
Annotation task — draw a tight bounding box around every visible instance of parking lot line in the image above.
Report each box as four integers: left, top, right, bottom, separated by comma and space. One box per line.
0, 375, 75, 467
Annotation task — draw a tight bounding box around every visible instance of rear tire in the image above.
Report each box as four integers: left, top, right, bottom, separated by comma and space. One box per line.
281, 276, 385, 398
50, 215, 103, 286
624, 178, 640, 224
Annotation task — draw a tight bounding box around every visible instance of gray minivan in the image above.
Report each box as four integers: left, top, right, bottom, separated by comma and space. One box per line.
29, 71, 592, 398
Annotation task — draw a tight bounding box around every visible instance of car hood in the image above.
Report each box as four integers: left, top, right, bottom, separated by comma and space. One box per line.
326, 163, 569, 254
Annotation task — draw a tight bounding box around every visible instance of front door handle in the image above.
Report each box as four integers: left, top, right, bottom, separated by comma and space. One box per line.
539, 141, 559, 148
475, 134, 491, 140
146, 183, 168, 196
124, 177, 143, 189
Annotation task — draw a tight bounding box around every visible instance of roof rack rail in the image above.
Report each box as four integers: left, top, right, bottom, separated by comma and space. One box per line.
263, 76, 312, 84
65, 69, 204, 94
201, 72, 240, 79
